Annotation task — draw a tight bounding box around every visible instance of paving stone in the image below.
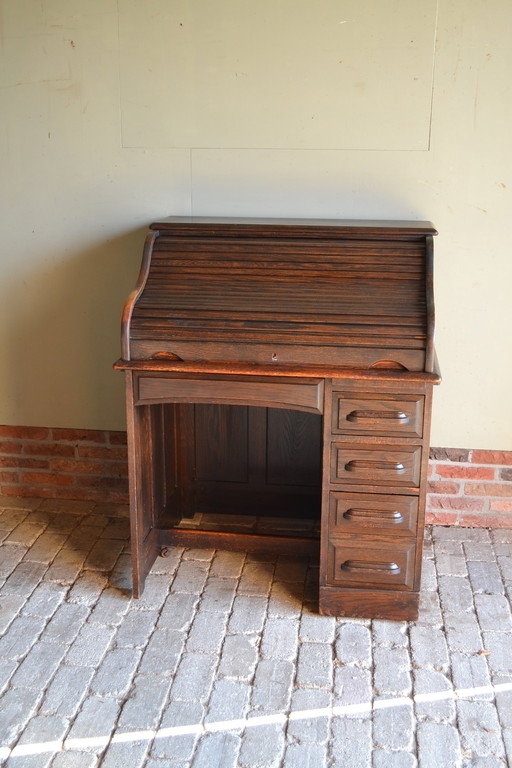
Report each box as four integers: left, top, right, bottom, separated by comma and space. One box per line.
44, 547, 89, 586
282, 742, 328, 768
373, 699, 414, 750
335, 622, 371, 667
66, 571, 108, 606
0, 658, 16, 694
108, 553, 132, 591
237, 562, 275, 597
444, 612, 484, 653
474, 594, 512, 631
116, 613, 158, 652
22, 581, 68, 618
482, 632, 512, 675
148, 546, 183, 575
433, 527, 489, 543
199, 577, 237, 614
205, 678, 250, 729
416, 721, 462, 768
0, 686, 44, 746
10, 640, 67, 690
456, 700, 505, 758
503, 728, 512, 767
373, 646, 412, 695
414, 668, 455, 722
172, 652, 217, 702
152, 700, 203, 761
64, 696, 121, 753
171, 559, 210, 595
0, 614, 45, 659
421, 557, 438, 590
295, 641, 333, 689
451, 652, 493, 700
274, 556, 308, 584
137, 629, 185, 677
1, 561, 47, 597
497, 556, 512, 583
462, 757, 508, 768
251, 659, 294, 713
186, 611, 227, 653
373, 749, 418, 768
41, 666, 95, 718
4, 521, 46, 547
0, 544, 26, 576
131, 573, 171, 610
260, 617, 298, 661
218, 634, 259, 682
157, 592, 198, 631
438, 575, 475, 612
99, 729, 151, 768
64, 622, 116, 667
494, 677, 512, 728
118, 674, 172, 729
287, 687, 331, 744
468, 561, 505, 595
267, 582, 303, 619
24, 531, 66, 563
228, 595, 268, 635
89, 647, 141, 697
182, 547, 215, 561
333, 665, 372, 718
209, 551, 246, 579
372, 620, 408, 647
6, 714, 68, 768
88, 586, 131, 625
237, 722, 285, 768
299, 613, 336, 644
0, 594, 27, 633
330, 717, 371, 768
50, 752, 97, 768
191, 731, 240, 768
435, 553, 468, 577
416, 589, 443, 627
42, 603, 90, 646
410, 625, 449, 671
464, 542, 496, 562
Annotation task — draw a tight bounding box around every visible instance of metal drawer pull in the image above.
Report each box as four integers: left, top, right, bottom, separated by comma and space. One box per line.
346, 409, 409, 424
341, 559, 401, 574
345, 459, 406, 474
343, 508, 404, 523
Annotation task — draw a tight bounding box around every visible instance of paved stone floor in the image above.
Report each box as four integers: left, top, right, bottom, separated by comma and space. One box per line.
0, 497, 511, 768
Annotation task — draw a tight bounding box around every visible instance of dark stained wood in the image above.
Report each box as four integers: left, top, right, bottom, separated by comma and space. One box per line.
117, 217, 439, 619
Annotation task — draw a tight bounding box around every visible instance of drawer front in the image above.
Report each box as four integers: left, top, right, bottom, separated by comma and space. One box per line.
327, 538, 416, 590
332, 393, 424, 438
329, 492, 418, 535
331, 444, 422, 487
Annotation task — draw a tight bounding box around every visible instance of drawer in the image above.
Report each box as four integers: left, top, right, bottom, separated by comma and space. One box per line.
329, 492, 418, 535
327, 537, 416, 590
332, 393, 424, 438
331, 443, 422, 487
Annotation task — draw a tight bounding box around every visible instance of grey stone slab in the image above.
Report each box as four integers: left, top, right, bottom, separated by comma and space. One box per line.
462, 758, 509, 768
474, 594, 512, 631
4, 521, 46, 547
416, 721, 462, 768
157, 592, 198, 631
330, 717, 371, 768
373, 750, 418, 768
209, 551, 246, 579
137, 629, 185, 677
0, 686, 44, 747
182, 548, 215, 561
237, 722, 285, 768
116, 609, 159, 647
205, 678, 250, 729
131, 573, 171, 610
373, 699, 414, 751
372, 620, 408, 647
497, 556, 512, 583
456, 700, 505, 758
0, 658, 16, 694
108, 553, 132, 592
444, 612, 484, 653
153, 700, 203, 761
0, 614, 45, 659
66, 571, 108, 606
333, 665, 372, 719
64, 696, 121, 753
0, 545, 26, 577
5, 714, 68, 768
191, 731, 240, 768
64, 622, 115, 667
435, 554, 468, 577
298, 612, 336, 644
237, 562, 275, 597
483, 631, 512, 675
438, 575, 475, 613
421, 557, 439, 590
50, 752, 97, 768
295, 641, 333, 689
171, 652, 217, 702
41, 666, 95, 718
282, 742, 328, 768
464, 542, 496, 562
433, 527, 490, 543
149, 546, 183, 575
228, 595, 268, 635
260, 617, 298, 661
0, 594, 27, 634
170, 560, 211, 595
267, 582, 303, 619
98, 729, 150, 768
1, 561, 47, 597
451, 652, 493, 700
503, 728, 512, 768
218, 634, 259, 682
89, 647, 141, 697
416, 590, 443, 627
22, 581, 67, 619
414, 668, 455, 722
468, 561, 505, 595
287, 687, 331, 744
410, 625, 449, 671
198, 577, 237, 614
118, 673, 172, 729
10, 640, 67, 690
186, 611, 227, 653
24, 532, 67, 564
335, 622, 371, 667
274, 556, 308, 584
88, 586, 130, 626
43, 603, 90, 646
494, 677, 512, 728
251, 659, 294, 713
373, 646, 412, 696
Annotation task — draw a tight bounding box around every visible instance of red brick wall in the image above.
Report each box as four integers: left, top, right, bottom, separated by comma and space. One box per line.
1, 427, 511, 527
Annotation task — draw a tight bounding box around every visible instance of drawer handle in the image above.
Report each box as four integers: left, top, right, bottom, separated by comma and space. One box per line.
344, 459, 406, 474
346, 409, 409, 424
343, 508, 404, 524
341, 559, 401, 575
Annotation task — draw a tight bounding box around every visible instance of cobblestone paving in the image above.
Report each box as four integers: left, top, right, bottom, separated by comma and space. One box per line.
0, 497, 511, 767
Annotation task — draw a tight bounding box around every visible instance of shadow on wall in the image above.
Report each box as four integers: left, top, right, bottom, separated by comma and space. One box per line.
4, 227, 147, 432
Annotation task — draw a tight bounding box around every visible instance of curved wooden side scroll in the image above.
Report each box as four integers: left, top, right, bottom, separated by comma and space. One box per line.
121, 230, 159, 361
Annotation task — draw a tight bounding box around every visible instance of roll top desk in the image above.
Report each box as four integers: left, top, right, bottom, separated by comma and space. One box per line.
115, 217, 440, 620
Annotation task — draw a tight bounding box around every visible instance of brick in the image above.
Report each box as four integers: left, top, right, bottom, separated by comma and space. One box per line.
430, 448, 470, 462
466, 483, 512, 497
374, 699, 414, 750
51, 428, 106, 443
0, 426, 49, 440
237, 723, 285, 768
77, 445, 128, 460
426, 510, 459, 526
0, 686, 44, 747
330, 718, 371, 768
471, 451, 512, 466
23, 442, 75, 457
282, 743, 328, 768
90, 647, 141, 697
251, 659, 294, 713
218, 634, 259, 682
41, 665, 94, 717
287, 687, 331, 744
205, 678, 250, 727
118, 674, 172, 729
65, 696, 121, 753
333, 665, 372, 718
457, 700, 505, 757
10, 640, 67, 690
1, 458, 49, 469
22, 472, 74, 487
0, 440, 23, 453
228, 595, 268, 635
295, 641, 333, 689
414, 668, 455, 722
65, 622, 115, 667
373, 646, 411, 695
416, 722, 462, 768
190, 731, 240, 768
436, 465, 496, 480
0, 471, 19, 483
137, 629, 185, 677
489, 500, 512, 513
428, 481, 460, 494
152, 700, 203, 761
260, 617, 298, 661
429, 496, 486, 512
451, 652, 493, 700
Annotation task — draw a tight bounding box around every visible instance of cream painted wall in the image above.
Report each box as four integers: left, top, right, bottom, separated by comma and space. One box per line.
0, 0, 511, 449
